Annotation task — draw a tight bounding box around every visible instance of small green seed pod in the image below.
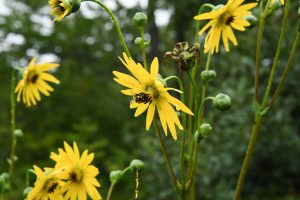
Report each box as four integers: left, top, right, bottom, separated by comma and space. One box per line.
199, 123, 213, 137
201, 70, 217, 83
133, 12, 148, 29
130, 159, 145, 171
213, 93, 231, 112
110, 170, 123, 183
244, 14, 258, 29
134, 37, 144, 47
270, 0, 282, 12
70, 0, 81, 13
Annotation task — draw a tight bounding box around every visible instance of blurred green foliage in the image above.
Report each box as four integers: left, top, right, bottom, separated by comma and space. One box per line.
0, 0, 299, 199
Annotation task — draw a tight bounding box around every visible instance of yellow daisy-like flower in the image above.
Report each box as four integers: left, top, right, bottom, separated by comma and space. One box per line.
194, 0, 257, 53
113, 53, 194, 140
15, 57, 60, 107
50, 142, 102, 200
49, 0, 72, 21
26, 166, 64, 200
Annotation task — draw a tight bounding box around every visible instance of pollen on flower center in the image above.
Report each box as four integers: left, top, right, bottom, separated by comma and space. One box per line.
44, 179, 59, 193
146, 85, 160, 100
26, 71, 39, 83
69, 168, 83, 183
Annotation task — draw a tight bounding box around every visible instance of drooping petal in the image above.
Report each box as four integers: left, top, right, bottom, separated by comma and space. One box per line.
146, 102, 155, 130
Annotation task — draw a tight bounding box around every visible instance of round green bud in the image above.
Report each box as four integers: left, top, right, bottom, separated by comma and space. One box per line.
133, 12, 148, 29
270, 0, 281, 12
70, 0, 81, 13
14, 129, 23, 137
134, 37, 144, 47
199, 123, 213, 137
213, 93, 231, 112
244, 14, 257, 29
109, 170, 123, 183
201, 70, 217, 83
130, 159, 145, 171
194, 131, 203, 144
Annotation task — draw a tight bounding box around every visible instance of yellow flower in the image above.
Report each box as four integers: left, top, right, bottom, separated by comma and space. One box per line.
194, 0, 257, 53
113, 53, 194, 140
15, 57, 60, 107
50, 142, 102, 200
26, 166, 64, 200
49, 0, 72, 21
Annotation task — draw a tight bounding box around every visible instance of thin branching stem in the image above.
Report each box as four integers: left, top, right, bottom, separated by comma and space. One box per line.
8, 69, 17, 177
270, 31, 300, 108
106, 182, 116, 200
234, 1, 291, 199
154, 117, 178, 191
85, 0, 131, 57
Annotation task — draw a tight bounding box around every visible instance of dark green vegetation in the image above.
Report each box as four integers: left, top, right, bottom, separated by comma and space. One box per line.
0, 0, 299, 199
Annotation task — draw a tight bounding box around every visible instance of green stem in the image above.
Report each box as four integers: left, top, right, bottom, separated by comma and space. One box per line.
197, 53, 212, 126
187, 70, 199, 132
164, 76, 187, 199
140, 29, 148, 70
154, 117, 179, 190
255, 0, 265, 102
270, 31, 300, 108
8, 70, 17, 177
106, 182, 116, 200
185, 142, 199, 189
234, 1, 290, 199
233, 114, 263, 200
84, 0, 131, 57
261, 0, 290, 109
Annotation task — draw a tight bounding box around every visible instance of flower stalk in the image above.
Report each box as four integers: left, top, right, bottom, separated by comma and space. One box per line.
84, 0, 131, 57
154, 117, 179, 190
234, 0, 291, 199
8, 69, 17, 178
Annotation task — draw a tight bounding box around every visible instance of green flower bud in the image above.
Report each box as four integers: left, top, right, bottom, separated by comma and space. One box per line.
70, 0, 81, 13
270, 0, 282, 12
133, 12, 148, 29
199, 123, 213, 137
201, 70, 217, 83
213, 93, 231, 112
14, 129, 23, 137
130, 159, 145, 171
244, 14, 258, 29
194, 131, 203, 144
110, 170, 123, 183
134, 37, 144, 47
